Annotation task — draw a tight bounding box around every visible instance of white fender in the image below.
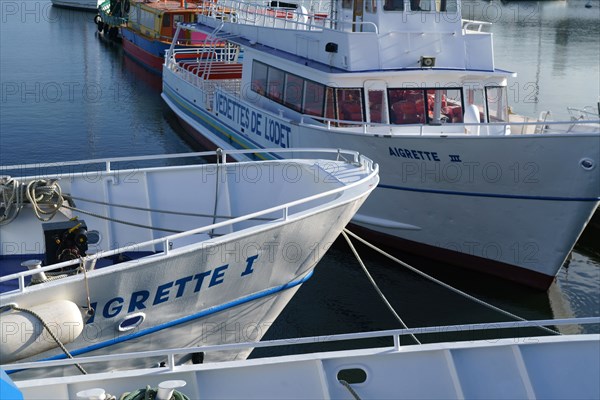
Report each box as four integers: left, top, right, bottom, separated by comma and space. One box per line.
464, 104, 481, 135
1, 300, 84, 363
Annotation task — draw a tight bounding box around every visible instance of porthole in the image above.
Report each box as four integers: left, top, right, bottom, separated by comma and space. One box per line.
117, 312, 146, 332
580, 158, 595, 171
337, 367, 367, 384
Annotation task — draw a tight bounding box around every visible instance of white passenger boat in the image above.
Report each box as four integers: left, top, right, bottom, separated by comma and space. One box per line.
161, 0, 600, 289
0, 148, 378, 379
51, 0, 101, 11
5, 318, 599, 399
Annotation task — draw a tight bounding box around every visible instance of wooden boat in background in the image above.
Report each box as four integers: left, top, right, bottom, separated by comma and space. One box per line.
96, 0, 227, 74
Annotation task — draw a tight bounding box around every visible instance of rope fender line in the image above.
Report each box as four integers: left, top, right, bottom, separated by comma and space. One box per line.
341, 231, 421, 345
339, 380, 362, 400
343, 228, 560, 336
9, 304, 87, 375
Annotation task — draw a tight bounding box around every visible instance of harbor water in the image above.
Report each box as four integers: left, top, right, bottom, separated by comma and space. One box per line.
1, 0, 598, 351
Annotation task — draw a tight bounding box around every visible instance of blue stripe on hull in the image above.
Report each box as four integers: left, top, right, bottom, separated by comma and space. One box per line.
8, 270, 313, 373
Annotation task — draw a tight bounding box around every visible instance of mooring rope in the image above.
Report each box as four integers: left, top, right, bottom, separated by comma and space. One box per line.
62, 204, 183, 233
343, 228, 560, 336
342, 231, 421, 344
62, 194, 273, 222
338, 380, 362, 400
9, 304, 87, 375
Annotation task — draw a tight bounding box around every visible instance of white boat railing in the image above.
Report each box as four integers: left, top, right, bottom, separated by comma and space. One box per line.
3, 317, 598, 372
0, 148, 378, 294
200, 0, 379, 34
299, 113, 600, 137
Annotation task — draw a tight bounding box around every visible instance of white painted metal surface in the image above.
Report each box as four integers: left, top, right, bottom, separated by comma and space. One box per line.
8, 318, 600, 400
0, 149, 378, 379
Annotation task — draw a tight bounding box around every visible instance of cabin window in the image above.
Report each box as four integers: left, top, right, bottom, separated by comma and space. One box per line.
366, 0, 377, 13
368, 90, 386, 123
324, 87, 336, 120
383, 0, 404, 11
304, 80, 325, 116
465, 87, 486, 122
337, 88, 364, 123
284, 73, 304, 112
267, 66, 285, 103
251, 60, 269, 96
173, 14, 185, 27
140, 9, 154, 29
435, 88, 463, 123
410, 0, 431, 11
486, 86, 509, 122
162, 14, 171, 28
388, 89, 426, 124
437, 0, 458, 12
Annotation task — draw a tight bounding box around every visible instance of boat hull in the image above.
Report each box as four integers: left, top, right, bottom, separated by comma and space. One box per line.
162, 70, 600, 289
1, 156, 376, 378
121, 28, 166, 75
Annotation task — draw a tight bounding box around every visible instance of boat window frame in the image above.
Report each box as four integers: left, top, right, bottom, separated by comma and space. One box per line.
365, 0, 377, 13
303, 79, 326, 117
336, 87, 365, 124
266, 66, 285, 104
251, 60, 269, 96
383, 0, 404, 11
162, 13, 171, 28
283, 72, 304, 112
428, 87, 464, 124
485, 86, 509, 122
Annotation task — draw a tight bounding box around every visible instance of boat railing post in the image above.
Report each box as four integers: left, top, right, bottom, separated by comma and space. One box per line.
18, 275, 25, 293
394, 334, 401, 350
164, 239, 170, 256
105, 160, 111, 173
168, 353, 175, 371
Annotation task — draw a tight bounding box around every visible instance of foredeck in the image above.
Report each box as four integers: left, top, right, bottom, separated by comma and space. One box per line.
10, 318, 600, 399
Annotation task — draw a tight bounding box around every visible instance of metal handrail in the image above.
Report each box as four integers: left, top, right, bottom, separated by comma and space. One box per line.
199, 0, 379, 34
299, 113, 600, 136
3, 317, 598, 372
0, 148, 377, 290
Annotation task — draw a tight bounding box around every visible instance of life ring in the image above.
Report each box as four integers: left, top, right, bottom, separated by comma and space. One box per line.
94, 14, 102, 25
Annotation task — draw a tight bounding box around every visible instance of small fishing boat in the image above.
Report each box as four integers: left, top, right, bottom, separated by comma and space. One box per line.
0, 148, 378, 379
96, 0, 220, 74
160, 0, 600, 289
5, 317, 599, 399
51, 0, 101, 11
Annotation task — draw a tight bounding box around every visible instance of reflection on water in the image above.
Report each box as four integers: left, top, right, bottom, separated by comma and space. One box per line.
463, 0, 600, 119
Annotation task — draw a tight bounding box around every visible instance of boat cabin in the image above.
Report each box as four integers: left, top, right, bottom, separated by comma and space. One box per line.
127, 0, 204, 43
246, 55, 511, 129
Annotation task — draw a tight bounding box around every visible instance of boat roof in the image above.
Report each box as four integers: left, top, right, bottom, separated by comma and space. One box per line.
181, 22, 516, 82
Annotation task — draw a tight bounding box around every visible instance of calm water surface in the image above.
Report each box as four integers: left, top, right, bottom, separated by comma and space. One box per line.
0, 0, 598, 346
